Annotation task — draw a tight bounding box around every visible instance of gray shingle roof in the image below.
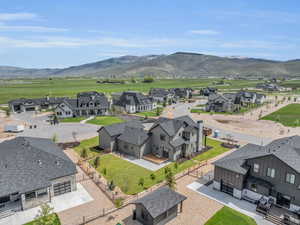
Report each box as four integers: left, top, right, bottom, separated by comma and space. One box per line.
117, 126, 149, 146
98, 120, 144, 137
133, 186, 186, 218
214, 135, 300, 174
0, 137, 77, 196
115, 91, 154, 107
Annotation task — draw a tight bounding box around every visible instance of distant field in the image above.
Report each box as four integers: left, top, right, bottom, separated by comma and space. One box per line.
0, 78, 262, 104
261, 104, 300, 127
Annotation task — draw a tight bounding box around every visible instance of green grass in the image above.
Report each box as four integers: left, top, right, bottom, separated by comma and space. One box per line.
205, 207, 257, 225
74, 136, 101, 158
136, 107, 163, 117
261, 103, 300, 127
59, 117, 84, 123
24, 214, 61, 225
0, 78, 262, 104
87, 116, 125, 126
89, 138, 230, 195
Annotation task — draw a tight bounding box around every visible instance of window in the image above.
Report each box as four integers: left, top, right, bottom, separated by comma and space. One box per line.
286, 173, 296, 184
37, 189, 48, 197
25, 191, 36, 200
250, 183, 257, 192
267, 168, 276, 178
253, 164, 260, 173
160, 134, 166, 141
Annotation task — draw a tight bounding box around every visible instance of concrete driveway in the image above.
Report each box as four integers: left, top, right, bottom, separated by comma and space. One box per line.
0, 184, 93, 225
187, 182, 274, 225
11, 112, 99, 142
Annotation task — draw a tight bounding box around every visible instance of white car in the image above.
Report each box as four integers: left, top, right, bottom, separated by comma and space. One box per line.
4, 124, 24, 133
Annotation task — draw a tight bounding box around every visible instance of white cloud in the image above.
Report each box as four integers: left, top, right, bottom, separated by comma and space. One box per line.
189, 29, 220, 35
0, 25, 68, 32
0, 13, 37, 21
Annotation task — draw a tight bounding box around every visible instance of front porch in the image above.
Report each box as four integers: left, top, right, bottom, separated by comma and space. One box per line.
143, 154, 169, 165
266, 205, 300, 225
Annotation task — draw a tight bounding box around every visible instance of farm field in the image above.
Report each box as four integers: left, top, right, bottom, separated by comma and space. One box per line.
0, 78, 262, 104
261, 104, 300, 127
205, 207, 257, 225
88, 138, 230, 195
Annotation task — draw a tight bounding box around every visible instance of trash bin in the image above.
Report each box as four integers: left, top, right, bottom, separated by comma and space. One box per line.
214, 130, 220, 138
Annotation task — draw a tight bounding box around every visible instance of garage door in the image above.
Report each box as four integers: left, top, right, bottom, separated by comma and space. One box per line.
53, 181, 71, 196
25, 107, 36, 111
221, 183, 234, 196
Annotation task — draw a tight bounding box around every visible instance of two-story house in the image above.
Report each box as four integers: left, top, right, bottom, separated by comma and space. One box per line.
97, 116, 203, 162
213, 135, 300, 212
148, 88, 176, 104
112, 91, 157, 114
55, 91, 110, 118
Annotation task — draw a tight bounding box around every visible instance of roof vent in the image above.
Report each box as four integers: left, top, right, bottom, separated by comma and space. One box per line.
55, 161, 60, 166
37, 160, 42, 165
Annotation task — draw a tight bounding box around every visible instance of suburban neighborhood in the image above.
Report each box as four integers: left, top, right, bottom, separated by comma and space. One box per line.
1, 1, 300, 225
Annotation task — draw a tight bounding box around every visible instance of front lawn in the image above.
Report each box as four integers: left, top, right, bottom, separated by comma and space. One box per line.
136, 107, 163, 117
261, 104, 300, 127
205, 207, 257, 225
24, 214, 61, 225
59, 117, 84, 123
87, 116, 124, 126
74, 136, 101, 158
90, 138, 231, 195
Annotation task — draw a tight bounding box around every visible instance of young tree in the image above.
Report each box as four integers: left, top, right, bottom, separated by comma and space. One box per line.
109, 180, 115, 191
51, 133, 58, 143
138, 178, 144, 188
174, 162, 178, 170
156, 107, 161, 116
165, 170, 176, 190
34, 203, 56, 225
80, 148, 88, 159
150, 173, 156, 181
103, 167, 107, 175
94, 156, 100, 168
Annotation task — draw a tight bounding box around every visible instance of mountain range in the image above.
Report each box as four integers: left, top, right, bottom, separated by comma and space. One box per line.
1, 52, 300, 78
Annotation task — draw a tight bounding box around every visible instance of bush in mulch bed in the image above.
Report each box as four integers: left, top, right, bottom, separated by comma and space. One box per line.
58, 142, 80, 149
221, 142, 240, 149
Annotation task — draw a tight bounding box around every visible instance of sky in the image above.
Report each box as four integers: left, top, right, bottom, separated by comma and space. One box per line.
1, 0, 300, 68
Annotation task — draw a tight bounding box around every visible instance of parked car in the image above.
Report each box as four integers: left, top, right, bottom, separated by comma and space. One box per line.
4, 124, 24, 133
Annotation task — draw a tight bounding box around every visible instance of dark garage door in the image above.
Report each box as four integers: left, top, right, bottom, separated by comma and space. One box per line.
53, 181, 71, 196
221, 183, 234, 196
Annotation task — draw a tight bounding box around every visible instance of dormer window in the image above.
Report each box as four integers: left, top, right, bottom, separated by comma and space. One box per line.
253, 163, 260, 173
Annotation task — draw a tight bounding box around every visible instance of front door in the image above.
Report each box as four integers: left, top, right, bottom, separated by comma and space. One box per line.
277, 193, 291, 208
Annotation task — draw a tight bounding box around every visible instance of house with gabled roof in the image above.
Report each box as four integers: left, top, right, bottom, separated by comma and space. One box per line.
132, 186, 187, 225
213, 135, 300, 212
149, 88, 176, 104
55, 91, 110, 118
0, 137, 77, 216
112, 91, 157, 114
97, 115, 203, 162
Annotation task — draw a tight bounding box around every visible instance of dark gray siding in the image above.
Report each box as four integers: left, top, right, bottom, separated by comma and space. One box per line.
214, 166, 245, 190
135, 204, 154, 225
246, 155, 300, 205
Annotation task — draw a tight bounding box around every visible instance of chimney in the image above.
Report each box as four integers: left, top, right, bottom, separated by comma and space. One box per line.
196, 120, 203, 152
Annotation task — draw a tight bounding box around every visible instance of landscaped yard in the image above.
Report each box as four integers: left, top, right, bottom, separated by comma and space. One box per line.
59, 117, 84, 123
136, 107, 163, 117
74, 136, 101, 158
24, 214, 61, 225
88, 138, 231, 195
205, 207, 257, 225
87, 116, 125, 126
261, 104, 300, 127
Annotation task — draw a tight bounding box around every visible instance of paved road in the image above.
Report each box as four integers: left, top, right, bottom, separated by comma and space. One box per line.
12, 112, 99, 142
163, 101, 273, 145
